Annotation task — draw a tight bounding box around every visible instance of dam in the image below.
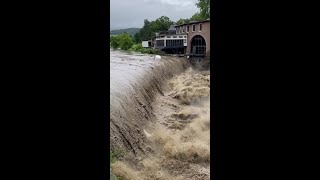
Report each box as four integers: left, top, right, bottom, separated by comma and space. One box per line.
110, 49, 210, 180
110, 49, 190, 154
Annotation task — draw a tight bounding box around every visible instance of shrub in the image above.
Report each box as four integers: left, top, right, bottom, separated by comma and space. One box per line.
130, 44, 143, 52
118, 33, 134, 50
110, 33, 134, 50
139, 48, 148, 54
110, 36, 120, 49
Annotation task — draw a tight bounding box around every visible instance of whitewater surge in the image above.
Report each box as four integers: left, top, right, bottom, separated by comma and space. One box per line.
110, 50, 190, 156
111, 68, 211, 180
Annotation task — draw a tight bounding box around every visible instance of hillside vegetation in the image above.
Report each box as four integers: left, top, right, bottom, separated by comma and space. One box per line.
110, 28, 140, 36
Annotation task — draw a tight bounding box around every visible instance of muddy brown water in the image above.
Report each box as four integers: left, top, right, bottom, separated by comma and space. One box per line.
110, 50, 190, 155
110, 50, 210, 180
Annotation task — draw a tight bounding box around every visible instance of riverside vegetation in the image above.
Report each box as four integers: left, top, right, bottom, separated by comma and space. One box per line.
110, 33, 162, 54
110, 0, 210, 55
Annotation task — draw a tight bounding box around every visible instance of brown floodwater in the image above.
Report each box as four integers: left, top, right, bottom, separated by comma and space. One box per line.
110, 49, 210, 180
110, 49, 190, 154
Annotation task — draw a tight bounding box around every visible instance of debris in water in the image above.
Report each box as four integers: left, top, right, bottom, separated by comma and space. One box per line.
154, 55, 161, 60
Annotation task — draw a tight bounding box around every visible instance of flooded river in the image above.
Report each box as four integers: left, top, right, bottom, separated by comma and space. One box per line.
110, 49, 190, 154
110, 50, 210, 180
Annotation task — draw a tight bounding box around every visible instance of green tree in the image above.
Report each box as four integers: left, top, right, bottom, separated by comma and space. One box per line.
176, 18, 190, 25
138, 16, 174, 41
190, 12, 205, 21
133, 33, 141, 44
110, 35, 120, 49
196, 0, 210, 20
110, 33, 134, 50
153, 16, 173, 31
139, 19, 152, 41
118, 33, 134, 50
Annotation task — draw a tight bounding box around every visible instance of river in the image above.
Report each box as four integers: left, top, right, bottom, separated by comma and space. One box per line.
110, 49, 210, 180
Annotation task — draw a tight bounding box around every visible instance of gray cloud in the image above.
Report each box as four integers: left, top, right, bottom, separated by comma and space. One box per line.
110, 0, 198, 30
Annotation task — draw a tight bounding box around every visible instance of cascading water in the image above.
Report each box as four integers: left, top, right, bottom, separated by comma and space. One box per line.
110, 50, 210, 180
110, 50, 190, 155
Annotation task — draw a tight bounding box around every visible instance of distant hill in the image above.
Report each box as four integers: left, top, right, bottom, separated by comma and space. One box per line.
110, 28, 140, 36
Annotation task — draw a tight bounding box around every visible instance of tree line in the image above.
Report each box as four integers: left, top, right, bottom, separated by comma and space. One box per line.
110, 0, 210, 53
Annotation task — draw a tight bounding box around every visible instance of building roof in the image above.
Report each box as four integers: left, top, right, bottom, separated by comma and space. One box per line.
174, 19, 210, 27
168, 25, 176, 31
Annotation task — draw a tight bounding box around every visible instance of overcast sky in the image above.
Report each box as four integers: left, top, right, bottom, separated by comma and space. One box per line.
110, 0, 199, 30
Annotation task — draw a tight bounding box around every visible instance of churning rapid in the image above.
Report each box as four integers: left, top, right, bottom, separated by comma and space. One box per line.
110, 49, 210, 180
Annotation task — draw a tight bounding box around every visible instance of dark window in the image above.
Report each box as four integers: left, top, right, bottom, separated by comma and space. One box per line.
192, 24, 195, 31
187, 26, 189, 32
191, 35, 206, 55
156, 40, 164, 47
200, 24, 202, 31
166, 39, 184, 47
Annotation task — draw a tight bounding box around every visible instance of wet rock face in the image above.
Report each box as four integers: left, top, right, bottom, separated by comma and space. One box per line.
110, 50, 190, 156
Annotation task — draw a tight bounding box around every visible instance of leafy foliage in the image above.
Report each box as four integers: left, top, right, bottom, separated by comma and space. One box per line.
175, 0, 210, 25
133, 32, 141, 44
196, 0, 210, 20
190, 12, 205, 21
110, 28, 140, 36
176, 18, 191, 25
135, 16, 174, 42
110, 33, 134, 50
110, 35, 120, 49
129, 44, 143, 52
